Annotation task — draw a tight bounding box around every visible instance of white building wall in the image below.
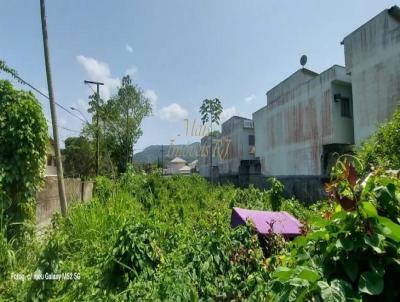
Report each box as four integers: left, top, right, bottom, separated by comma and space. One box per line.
343, 7, 400, 145
216, 117, 255, 175
253, 66, 352, 176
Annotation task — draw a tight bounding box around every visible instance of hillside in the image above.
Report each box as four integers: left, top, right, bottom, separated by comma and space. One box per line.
133, 142, 201, 164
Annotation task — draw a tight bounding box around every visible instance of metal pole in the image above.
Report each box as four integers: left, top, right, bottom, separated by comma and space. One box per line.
40, 0, 67, 216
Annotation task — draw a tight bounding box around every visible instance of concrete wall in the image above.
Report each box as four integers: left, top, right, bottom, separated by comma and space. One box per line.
216, 116, 255, 175
198, 116, 256, 178
36, 177, 93, 227
343, 7, 400, 145
217, 174, 327, 203
253, 66, 353, 176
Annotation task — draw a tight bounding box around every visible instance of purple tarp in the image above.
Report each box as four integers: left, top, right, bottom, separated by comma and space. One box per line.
231, 207, 302, 237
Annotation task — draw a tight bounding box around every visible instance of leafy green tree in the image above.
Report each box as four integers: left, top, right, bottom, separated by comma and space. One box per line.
199, 98, 223, 183
0, 80, 48, 235
63, 136, 95, 179
86, 75, 152, 174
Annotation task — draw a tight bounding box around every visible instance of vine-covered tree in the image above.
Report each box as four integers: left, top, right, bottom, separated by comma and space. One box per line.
0, 80, 48, 236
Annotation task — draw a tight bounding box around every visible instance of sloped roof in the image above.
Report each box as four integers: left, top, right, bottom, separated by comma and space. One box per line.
231, 207, 302, 237
188, 160, 198, 167
179, 165, 191, 171
170, 157, 187, 164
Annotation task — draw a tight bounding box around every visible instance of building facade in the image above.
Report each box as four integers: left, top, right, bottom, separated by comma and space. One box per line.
253, 66, 353, 176
198, 116, 258, 178
342, 6, 400, 145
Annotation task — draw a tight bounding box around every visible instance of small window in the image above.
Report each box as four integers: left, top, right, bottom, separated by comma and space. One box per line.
341, 98, 352, 118
47, 155, 53, 166
248, 135, 255, 146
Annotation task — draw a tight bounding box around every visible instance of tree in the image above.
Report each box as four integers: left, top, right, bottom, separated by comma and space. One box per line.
199, 98, 223, 184
63, 136, 95, 179
87, 75, 152, 174
0, 80, 48, 236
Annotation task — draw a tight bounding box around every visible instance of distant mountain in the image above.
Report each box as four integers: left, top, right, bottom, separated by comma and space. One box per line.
132, 142, 201, 164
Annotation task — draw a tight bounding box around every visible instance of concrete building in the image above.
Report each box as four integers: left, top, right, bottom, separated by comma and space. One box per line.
342, 5, 400, 145
166, 157, 187, 175
198, 116, 258, 178
217, 116, 258, 175
178, 165, 191, 175
253, 65, 353, 176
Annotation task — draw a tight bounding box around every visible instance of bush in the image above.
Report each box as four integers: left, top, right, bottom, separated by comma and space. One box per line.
358, 110, 400, 174
102, 220, 162, 290
270, 161, 400, 301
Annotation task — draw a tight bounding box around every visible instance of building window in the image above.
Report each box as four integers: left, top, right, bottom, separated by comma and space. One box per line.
47, 155, 53, 166
243, 120, 254, 128
248, 135, 255, 146
341, 98, 352, 118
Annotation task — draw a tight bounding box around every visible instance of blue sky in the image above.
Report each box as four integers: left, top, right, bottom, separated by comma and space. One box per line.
0, 0, 396, 151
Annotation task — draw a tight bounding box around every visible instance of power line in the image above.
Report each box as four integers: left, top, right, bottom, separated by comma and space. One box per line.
11, 73, 87, 124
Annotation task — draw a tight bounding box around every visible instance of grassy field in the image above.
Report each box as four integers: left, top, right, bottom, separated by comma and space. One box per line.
1, 163, 400, 301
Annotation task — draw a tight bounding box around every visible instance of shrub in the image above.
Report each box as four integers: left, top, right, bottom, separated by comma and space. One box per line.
101, 220, 162, 290
270, 161, 400, 301
268, 177, 285, 211
94, 176, 116, 203
358, 110, 400, 174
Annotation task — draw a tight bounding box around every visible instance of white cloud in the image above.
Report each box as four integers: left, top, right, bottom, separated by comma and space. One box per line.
125, 66, 138, 77
220, 106, 237, 122
144, 89, 158, 111
158, 103, 188, 122
244, 94, 256, 103
126, 44, 133, 53
76, 55, 120, 100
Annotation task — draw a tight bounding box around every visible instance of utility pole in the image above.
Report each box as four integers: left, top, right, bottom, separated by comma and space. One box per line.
40, 0, 67, 216
161, 144, 164, 175
210, 113, 213, 186
84, 80, 104, 176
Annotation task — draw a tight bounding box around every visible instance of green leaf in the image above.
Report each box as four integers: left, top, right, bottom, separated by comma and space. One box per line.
364, 233, 385, 254
297, 267, 320, 283
360, 202, 378, 218
377, 216, 400, 242
358, 272, 384, 295
274, 267, 293, 282
342, 258, 358, 282
336, 237, 354, 251
318, 280, 346, 302
369, 261, 385, 277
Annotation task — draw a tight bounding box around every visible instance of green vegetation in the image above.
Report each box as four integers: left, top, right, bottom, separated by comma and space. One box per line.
84, 74, 152, 175
0, 80, 48, 236
358, 110, 400, 174
0, 171, 306, 301
2, 163, 398, 301
63, 136, 95, 179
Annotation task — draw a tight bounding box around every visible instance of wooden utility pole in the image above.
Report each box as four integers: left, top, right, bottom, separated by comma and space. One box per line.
209, 113, 213, 185
40, 0, 67, 216
161, 144, 164, 174
84, 80, 104, 175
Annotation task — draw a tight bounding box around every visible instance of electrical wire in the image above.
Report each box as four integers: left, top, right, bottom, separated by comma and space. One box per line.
11, 73, 87, 124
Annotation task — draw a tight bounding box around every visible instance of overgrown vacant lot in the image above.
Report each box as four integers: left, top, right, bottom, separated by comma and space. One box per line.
2, 163, 400, 301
